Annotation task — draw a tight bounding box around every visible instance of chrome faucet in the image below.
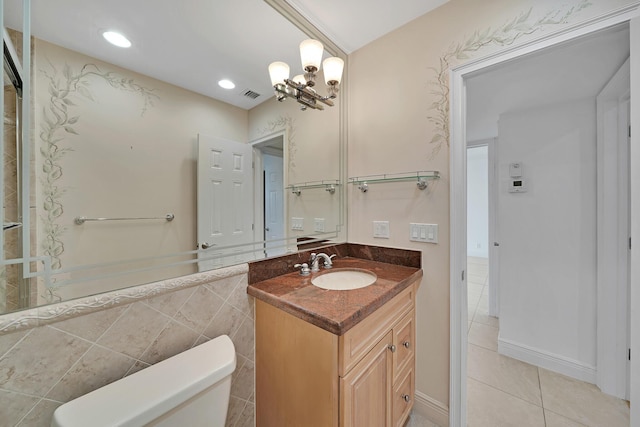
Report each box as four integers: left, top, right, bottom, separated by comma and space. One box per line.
309, 252, 336, 272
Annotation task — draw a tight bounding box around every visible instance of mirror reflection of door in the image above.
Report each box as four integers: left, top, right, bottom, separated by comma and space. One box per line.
197, 134, 254, 271
263, 150, 285, 257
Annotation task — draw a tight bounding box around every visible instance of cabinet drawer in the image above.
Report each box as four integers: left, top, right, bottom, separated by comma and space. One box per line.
392, 365, 414, 427
339, 282, 416, 376
393, 309, 414, 382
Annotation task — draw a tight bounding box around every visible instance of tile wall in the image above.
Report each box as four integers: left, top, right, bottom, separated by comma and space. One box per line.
0, 267, 255, 427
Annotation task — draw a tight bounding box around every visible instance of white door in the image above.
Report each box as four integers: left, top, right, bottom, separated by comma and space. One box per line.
197, 134, 254, 271
263, 153, 285, 257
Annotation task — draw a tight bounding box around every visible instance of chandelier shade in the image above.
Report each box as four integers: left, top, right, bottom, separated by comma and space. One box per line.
268, 61, 290, 87
268, 39, 344, 111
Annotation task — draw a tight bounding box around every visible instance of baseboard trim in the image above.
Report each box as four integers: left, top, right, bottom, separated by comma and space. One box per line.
413, 390, 449, 427
498, 337, 597, 384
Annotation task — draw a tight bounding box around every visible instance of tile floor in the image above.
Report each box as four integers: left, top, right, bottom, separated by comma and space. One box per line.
466, 256, 630, 427
406, 411, 441, 427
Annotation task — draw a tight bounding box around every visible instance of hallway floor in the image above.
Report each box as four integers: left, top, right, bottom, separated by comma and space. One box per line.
466, 257, 630, 427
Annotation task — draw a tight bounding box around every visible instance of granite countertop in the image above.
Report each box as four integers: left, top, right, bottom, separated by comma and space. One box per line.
248, 256, 422, 335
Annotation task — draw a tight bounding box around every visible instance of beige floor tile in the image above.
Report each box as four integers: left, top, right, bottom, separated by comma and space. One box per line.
406, 411, 441, 427
468, 292, 482, 310
467, 282, 485, 296
467, 256, 489, 266
467, 378, 545, 427
467, 344, 542, 406
468, 322, 498, 352
539, 368, 629, 427
468, 301, 478, 319
468, 266, 489, 277
468, 273, 488, 285
472, 311, 499, 328
544, 410, 589, 427
477, 295, 489, 313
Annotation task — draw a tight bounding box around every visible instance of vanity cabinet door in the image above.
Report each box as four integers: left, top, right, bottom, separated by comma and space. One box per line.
340, 331, 393, 427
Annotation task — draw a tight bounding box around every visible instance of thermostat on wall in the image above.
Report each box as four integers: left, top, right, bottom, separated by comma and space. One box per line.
509, 162, 523, 178
508, 178, 527, 193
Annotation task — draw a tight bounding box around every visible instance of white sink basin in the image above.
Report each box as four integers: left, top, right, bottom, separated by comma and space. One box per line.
311, 268, 377, 291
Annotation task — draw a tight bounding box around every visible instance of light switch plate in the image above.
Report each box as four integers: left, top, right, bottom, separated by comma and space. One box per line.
314, 218, 325, 232
373, 221, 390, 238
291, 217, 304, 231
410, 223, 438, 243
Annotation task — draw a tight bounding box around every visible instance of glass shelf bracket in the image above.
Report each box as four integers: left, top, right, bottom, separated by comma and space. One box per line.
286, 179, 341, 195
348, 171, 440, 192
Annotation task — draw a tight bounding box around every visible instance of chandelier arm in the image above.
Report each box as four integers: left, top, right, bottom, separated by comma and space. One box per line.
283, 80, 334, 107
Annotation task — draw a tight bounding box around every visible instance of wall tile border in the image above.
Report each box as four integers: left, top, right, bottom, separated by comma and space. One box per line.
0, 264, 249, 335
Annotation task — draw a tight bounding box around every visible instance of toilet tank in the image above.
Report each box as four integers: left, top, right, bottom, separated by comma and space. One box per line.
51, 335, 236, 427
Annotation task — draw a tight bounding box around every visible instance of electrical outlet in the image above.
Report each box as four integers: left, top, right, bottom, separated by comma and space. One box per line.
410, 223, 438, 243
291, 217, 304, 231
373, 221, 390, 238
314, 218, 325, 232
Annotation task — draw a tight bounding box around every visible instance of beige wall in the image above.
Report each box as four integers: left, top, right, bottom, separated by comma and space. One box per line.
33, 40, 248, 302
346, 0, 633, 421
0, 267, 254, 427
248, 89, 342, 242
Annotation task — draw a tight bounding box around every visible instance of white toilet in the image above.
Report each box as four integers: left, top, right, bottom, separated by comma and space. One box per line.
51, 334, 236, 427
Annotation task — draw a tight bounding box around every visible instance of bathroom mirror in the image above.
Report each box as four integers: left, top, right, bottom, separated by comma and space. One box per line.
0, 0, 346, 314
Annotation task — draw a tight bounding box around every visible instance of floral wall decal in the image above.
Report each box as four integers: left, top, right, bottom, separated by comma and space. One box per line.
426, 0, 592, 158
39, 62, 159, 271
257, 115, 297, 177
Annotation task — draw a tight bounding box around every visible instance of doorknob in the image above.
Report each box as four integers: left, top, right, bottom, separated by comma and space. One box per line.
265, 227, 270, 231
201, 242, 215, 249
494, 242, 500, 246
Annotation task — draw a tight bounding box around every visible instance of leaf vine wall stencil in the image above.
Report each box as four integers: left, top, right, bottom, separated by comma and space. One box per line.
39, 61, 159, 271
426, 0, 592, 159
258, 115, 297, 176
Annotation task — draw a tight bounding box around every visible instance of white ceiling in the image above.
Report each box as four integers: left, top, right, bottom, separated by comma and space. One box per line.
286, 0, 449, 54
3, 0, 447, 110
466, 23, 630, 142
4, 0, 311, 110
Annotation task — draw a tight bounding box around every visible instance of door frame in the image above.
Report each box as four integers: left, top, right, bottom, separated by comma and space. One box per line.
449, 5, 640, 426
250, 130, 290, 253
596, 57, 631, 399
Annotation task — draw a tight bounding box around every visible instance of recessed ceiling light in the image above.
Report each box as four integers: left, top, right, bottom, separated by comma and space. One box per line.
102, 31, 132, 48
218, 79, 236, 90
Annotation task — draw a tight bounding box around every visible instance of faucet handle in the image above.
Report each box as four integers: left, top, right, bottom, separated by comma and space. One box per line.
294, 263, 311, 276
324, 254, 337, 269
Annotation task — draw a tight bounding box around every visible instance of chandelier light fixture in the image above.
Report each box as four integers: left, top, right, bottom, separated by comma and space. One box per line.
268, 39, 344, 111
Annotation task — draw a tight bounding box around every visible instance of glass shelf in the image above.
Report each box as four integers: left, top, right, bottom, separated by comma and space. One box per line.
286, 180, 341, 195
348, 171, 440, 192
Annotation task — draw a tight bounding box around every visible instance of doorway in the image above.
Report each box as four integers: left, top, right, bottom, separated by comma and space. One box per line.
251, 132, 287, 257
450, 12, 638, 427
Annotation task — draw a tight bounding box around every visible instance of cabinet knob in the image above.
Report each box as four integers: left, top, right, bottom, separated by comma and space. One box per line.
402, 394, 411, 403
388, 344, 397, 353
403, 341, 411, 349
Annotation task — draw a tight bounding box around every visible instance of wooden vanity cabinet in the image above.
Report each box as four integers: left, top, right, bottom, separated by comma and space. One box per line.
255, 280, 418, 427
